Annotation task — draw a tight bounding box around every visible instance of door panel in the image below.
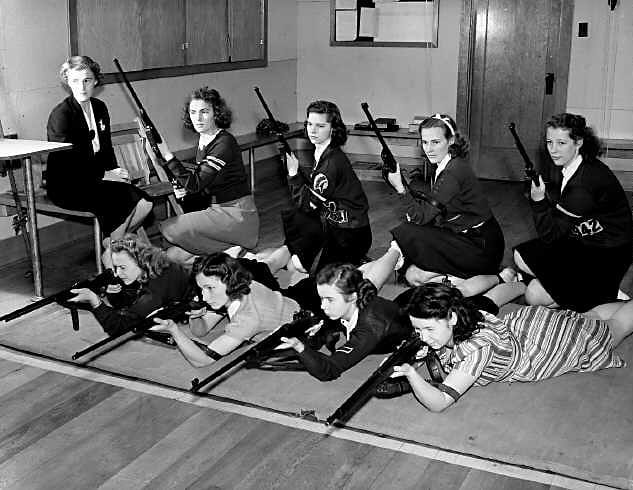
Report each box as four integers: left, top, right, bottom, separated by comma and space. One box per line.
459, 0, 573, 181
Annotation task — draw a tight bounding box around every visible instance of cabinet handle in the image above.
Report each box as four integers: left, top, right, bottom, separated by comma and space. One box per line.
545, 72, 555, 95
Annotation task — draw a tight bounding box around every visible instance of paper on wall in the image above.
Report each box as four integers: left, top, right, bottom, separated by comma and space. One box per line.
335, 10, 357, 41
335, 0, 357, 9
375, 2, 434, 42
359, 7, 377, 37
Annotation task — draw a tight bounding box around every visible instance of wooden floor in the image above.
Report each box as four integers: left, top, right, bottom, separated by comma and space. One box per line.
0, 356, 576, 490
0, 159, 628, 489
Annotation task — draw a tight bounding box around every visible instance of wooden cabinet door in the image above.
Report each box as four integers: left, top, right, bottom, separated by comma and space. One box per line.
458, 0, 573, 181
138, 0, 185, 69
185, 0, 229, 65
229, 0, 265, 62
73, 0, 143, 73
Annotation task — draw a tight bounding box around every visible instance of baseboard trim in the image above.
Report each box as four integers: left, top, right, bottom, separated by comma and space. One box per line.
0, 220, 93, 269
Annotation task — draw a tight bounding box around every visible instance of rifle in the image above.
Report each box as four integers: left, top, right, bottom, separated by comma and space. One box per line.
0, 269, 117, 331
508, 122, 540, 186
113, 58, 186, 202
190, 309, 321, 393
362, 102, 446, 215
71, 299, 205, 361
326, 336, 440, 426
254, 86, 294, 157
360, 102, 398, 173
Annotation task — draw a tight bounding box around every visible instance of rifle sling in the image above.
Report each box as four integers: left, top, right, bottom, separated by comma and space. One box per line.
436, 382, 461, 402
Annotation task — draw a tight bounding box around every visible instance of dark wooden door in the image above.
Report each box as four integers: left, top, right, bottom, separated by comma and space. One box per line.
457, 0, 574, 181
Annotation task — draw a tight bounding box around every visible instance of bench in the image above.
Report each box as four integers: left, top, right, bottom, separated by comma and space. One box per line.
0, 120, 180, 275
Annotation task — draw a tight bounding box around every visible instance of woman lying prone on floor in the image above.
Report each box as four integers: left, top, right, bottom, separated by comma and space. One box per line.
276, 247, 525, 382
383, 282, 633, 412
68, 234, 194, 336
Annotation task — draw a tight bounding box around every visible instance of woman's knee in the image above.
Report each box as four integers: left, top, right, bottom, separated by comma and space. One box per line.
513, 249, 529, 273
524, 280, 552, 306
137, 198, 153, 217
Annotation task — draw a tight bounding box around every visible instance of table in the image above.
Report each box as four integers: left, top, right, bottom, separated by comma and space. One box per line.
0, 139, 72, 298
235, 122, 305, 191
346, 126, 429, 179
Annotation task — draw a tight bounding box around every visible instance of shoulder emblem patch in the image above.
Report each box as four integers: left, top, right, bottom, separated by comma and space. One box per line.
336, 346, 354, 354
313, 173, 329, 193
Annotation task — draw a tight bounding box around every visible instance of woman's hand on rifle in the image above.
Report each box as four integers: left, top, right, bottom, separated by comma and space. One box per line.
387, 163, 406, 194
279, 336, 305, 353
529, 175, 546, 202
151, 317, 179, 333
285, 153, 299, 177
68, 288, 102, 309
157, 140, 174, 162
103, 167, 130, 183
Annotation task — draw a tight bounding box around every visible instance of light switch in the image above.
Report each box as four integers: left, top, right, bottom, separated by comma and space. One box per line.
578, 22, 588, 38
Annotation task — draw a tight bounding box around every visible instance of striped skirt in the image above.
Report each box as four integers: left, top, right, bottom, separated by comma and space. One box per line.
497, 306, 625, 384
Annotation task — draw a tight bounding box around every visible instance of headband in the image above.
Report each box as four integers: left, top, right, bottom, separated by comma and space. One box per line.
431, 113, 456, 136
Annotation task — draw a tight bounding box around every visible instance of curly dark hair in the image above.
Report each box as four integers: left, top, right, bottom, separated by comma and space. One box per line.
404, 283, 482, 344
546, 113, 602, 159
59, 55, 103, 87
191, 252, 252, 301
316, 263, 377, 309
182, 87, 232, 131
305, 100, 348, 147
110, 234, 171, 284
419, 114, 469, 158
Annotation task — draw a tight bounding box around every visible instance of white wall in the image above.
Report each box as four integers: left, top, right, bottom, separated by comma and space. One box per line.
567, 0, 633, 140
0, 0, 298, 240
296, 0, 461, 131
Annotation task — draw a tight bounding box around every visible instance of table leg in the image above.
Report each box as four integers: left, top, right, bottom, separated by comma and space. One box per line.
249, 148, 255, 192
23, 156, 43, 298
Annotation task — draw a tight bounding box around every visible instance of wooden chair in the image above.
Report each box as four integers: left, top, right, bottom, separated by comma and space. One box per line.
0, 120, 181, 273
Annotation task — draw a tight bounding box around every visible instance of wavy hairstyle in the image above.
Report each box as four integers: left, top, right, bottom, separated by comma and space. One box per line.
182, 87, 232, 131
110, 234, 171, 284
305, 100, 348, 147
404, 283, 482, 343
419, 114, 469, 158
192, 252, 252, 301
316, 263, 377, 309
546, 113, 602, 159
59, 55, 103, 87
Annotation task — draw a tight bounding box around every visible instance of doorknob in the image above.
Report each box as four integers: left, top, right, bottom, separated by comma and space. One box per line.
545, 73, 555, 95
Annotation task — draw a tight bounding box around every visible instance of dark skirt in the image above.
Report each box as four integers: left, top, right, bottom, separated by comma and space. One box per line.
391, 216, 505, 279
48, 180, 149, 235
514, 238, 632, 311
393, 287, 500, 316
282, 208, 372, 273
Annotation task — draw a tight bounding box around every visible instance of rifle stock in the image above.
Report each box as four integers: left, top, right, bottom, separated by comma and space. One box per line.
71, 299, 203, 361
508, 122, 540, 186
326, 336, 424, 426
0, 270, 117, 330
190, 310, 320, 392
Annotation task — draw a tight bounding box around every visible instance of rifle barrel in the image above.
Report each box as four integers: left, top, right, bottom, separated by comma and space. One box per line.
508, 122, 539, 185
113, 58, 163, 145
0, 295, 58, 322
326, 336, 423, 426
